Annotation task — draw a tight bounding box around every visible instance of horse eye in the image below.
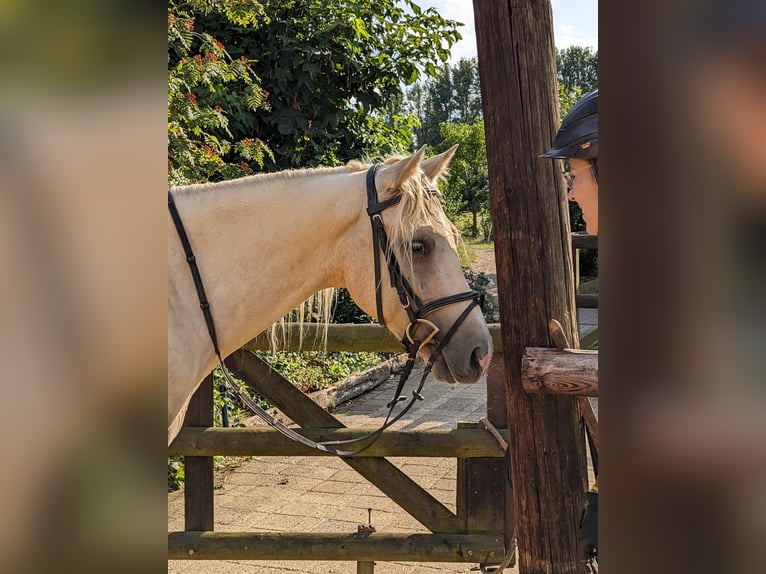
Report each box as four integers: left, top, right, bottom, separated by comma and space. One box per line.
412, 241, 425, 254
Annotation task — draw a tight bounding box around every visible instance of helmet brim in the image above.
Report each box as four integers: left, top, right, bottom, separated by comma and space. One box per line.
539, 147, 570, 159
540, 138, 598, 160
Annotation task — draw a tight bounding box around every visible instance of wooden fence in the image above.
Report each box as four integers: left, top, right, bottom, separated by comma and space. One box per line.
169, 319, 598, 569
169, 331, 510, 567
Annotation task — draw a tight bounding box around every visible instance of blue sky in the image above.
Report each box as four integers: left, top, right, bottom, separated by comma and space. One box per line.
419, 0, 598, 62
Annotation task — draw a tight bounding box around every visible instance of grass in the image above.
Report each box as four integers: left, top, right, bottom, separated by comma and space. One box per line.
459, 235, 494, 268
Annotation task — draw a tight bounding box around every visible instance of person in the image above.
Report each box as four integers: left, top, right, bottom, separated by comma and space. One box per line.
540, 89, 599, 235
541, 89, 600, 571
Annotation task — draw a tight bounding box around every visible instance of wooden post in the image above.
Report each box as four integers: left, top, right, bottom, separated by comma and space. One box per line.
473, 1, 588, 572
521, 348, 599, 396
484, 358, 515, 567
456, 422, 505, 534
184, 373, 214, 531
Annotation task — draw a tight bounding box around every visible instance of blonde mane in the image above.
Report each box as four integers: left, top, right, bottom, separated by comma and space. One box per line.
376, 154, 462, 273
269, 153, 462, 352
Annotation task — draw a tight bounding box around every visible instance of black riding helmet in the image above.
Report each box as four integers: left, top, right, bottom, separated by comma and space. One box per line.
540, 89, 598, 160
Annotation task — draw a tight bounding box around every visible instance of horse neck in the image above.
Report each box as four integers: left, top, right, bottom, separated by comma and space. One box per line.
169, 169, 366, 358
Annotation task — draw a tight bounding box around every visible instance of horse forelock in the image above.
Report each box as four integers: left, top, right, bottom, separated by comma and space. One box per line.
382, 162, 462, 274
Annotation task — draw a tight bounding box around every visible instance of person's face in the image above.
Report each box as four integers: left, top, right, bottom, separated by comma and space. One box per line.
565, 157, 599, 235
697, 50, 766, 197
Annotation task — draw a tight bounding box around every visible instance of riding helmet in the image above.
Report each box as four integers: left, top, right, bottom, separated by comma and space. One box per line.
540, 89, 598, 160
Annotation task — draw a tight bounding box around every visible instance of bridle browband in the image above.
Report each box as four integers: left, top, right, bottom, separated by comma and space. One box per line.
168, 164, 482, 456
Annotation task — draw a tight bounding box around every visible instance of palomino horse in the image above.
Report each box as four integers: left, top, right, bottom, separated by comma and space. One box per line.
168, 146, 493, 445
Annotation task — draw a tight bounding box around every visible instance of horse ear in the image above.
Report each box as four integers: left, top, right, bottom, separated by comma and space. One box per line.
378, 146, 427, 191
421, 144, 458, 182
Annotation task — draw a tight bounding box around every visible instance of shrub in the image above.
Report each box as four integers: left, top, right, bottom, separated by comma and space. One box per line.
463, 268, 499, 322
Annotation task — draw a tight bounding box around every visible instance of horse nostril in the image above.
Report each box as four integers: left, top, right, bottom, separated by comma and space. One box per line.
472, 346, 492, 375
470, 347, 481, 370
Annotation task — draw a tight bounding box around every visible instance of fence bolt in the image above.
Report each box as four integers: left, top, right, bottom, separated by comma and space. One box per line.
490, 551, 496, 558
467, 549, 474, 557
188, 549, 195, 556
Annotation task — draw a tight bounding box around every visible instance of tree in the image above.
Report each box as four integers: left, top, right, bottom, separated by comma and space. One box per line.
191, 0, 462, 170
557, 45, 598, 99
168, 0, 273, 185
435, 119, 489, 238
451, 57, 483, 123
406, 57, 482, 148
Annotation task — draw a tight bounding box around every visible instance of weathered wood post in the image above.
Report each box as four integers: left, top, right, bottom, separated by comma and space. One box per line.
473, 1, 588, 572
184, 374, 214, 531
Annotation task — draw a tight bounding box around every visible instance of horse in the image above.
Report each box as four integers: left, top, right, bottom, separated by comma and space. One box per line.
168, 146, 493, 445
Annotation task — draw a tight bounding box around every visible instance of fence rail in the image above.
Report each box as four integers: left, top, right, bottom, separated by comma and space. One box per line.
169, 532, 505, 562
571, 233, 598, 250
170, 427, 509, 458
245, 323, 503, 354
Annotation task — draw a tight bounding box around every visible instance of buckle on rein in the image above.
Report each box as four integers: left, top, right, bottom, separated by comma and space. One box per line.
405, 318, 440, 348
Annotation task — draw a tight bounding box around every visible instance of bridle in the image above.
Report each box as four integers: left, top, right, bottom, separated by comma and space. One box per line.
168, 164, 482, 456
364, 163, 482, 384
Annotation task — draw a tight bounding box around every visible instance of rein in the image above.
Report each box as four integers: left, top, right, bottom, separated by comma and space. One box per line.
168, 164, 481, 456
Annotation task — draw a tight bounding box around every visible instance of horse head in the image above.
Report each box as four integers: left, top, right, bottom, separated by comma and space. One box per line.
342, 147, 493, 384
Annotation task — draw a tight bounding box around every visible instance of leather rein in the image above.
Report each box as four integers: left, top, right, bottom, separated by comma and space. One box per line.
168, 164, 482, 456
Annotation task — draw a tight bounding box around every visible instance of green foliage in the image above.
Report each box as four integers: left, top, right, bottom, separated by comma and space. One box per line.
168, 456, 185, 491
405, 57, 482, 148
254, 350, 388, 394
558, 83, 583, 117
332, 288, 374, 324
463, 269, 498, 322
190, 0, 462, 169
212, 368, 271, 427
557, 46, 598, 100
168, 0, 273, 185
169, 1, 461, 181
434, 119, 489, 237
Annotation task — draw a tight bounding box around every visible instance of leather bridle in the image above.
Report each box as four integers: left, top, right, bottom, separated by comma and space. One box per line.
168, 163, 483, 456
364, 164, 482, 378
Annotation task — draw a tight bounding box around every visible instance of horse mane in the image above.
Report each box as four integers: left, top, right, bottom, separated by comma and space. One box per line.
266, 153, 462, 353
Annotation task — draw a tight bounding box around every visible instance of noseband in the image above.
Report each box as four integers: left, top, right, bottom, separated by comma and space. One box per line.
168, 164, 482, 456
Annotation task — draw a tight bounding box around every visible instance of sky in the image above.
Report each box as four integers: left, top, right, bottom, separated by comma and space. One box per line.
419, 0, 598, 62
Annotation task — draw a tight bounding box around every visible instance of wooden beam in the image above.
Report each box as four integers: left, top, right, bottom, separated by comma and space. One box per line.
168, 532, 505, 562
183, 374, 214, 532
169, 427, 509, 458
576, 293, 599, 309
223, 350, 463, 534
474, 0, 589, 571
571, 233, 599, 250
456, 421, 505, 534
579, 398, 599, 452
244, 323, 505, 354
521, 347, 599, 397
